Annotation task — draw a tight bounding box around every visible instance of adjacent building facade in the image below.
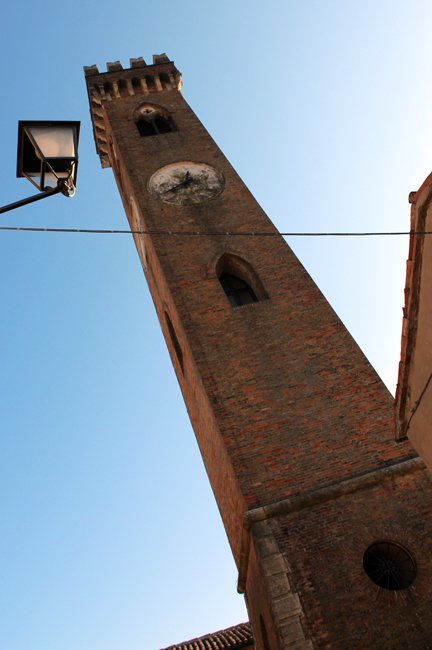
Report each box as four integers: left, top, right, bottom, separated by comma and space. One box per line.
85, 54, 432, 649
396, 173, 432, 469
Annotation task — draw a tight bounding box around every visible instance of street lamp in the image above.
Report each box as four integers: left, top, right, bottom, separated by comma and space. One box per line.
0, 120, 80, 215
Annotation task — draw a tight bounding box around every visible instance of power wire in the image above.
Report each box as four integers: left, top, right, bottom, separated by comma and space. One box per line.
0, 226, 430, 237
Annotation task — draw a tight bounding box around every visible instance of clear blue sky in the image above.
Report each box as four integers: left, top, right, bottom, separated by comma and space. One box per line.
1, 2, 432, 649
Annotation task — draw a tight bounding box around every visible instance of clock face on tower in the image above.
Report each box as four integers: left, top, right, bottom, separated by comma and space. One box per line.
148, 161, 225, 205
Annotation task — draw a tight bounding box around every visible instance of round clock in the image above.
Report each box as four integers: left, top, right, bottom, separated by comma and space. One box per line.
148, 161, 225, 205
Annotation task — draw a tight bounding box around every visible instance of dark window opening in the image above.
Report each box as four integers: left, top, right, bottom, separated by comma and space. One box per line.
363, 541, 416, 591
154, 116, 172, 133
117, 79, 128, 98
146, 75, 156, 92
159, 72, 171, 89
165, 312, 184, 373
219, 273, 258, 308
136, 115, 173, 138
103, 81, 114, 98
216, 253, 268, 305
137, 119, 158, 137
132, 77, 142, 93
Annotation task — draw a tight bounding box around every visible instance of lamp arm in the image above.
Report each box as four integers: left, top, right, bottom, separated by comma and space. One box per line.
0, 186, 60, 215
0, 179, 74, 215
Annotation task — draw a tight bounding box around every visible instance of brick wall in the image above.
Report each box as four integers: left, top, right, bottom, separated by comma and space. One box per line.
262, 467, 432, 646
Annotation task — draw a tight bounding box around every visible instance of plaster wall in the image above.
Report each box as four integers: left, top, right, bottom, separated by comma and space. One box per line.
405, 201, 432, 466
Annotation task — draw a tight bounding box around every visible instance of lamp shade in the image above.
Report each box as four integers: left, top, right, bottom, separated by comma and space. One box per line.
17, 121, 80, 191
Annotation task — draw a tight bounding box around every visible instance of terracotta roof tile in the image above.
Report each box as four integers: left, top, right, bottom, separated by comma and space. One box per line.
159, 622, 254, 650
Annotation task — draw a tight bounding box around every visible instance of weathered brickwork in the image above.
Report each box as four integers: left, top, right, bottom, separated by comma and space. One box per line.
85, 56, 432, 649
265, 467, 432, 647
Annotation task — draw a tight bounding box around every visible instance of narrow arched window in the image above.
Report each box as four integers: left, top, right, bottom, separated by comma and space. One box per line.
135, 104, 175, 138
154, 116, 172, 133
132, 77, 143, 94
117, 79, 128, 98
145, 75, 156, 92
137, 119, 157, 137
216, 253, 268, 308
219, 273, 258, 307
103, 81, 114, 99
159, 72, 171, 90
165, 312, 184, 373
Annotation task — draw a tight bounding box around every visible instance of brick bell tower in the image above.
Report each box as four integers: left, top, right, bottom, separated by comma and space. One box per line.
85, 55, 432, 648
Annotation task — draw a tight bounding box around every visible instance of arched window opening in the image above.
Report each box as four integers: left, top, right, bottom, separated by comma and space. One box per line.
103, 81, 114, 98
165, 312, 184, 373
154, 116, 172, 133
363, 541, 416, 591
117, 79, 128, 98
134, 104, 175, 138
220, 273, 258, 308
137, 119, 158, 137
146, 75, 156, 92
216, 253, 268, 307
159, 72, 171, 89
132, 77, 143, 94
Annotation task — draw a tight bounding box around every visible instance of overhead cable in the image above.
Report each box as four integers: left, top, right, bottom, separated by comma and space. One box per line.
0, 226, 429, 237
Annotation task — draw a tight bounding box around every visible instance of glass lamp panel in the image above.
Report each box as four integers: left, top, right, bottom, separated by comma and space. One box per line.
22, 130, 42, 174
27, 169, 43, 188
27, 168, 68, 189
42, 171, 59, 188
46, 158, 73, 180
28, 126, 76, 159
25, 168, 53, 189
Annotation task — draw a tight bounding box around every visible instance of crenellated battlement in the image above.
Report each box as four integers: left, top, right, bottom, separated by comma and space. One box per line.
84, 54, 181, 168
83, 53, 172, 76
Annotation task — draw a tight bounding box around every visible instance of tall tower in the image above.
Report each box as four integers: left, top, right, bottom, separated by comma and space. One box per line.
85, 55, 432, 648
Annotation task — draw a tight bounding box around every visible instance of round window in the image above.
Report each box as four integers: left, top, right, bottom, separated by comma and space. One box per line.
363, 541, 416, 591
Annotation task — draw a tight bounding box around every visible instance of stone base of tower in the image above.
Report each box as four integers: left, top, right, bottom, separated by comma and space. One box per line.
246, 520, 313, 649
